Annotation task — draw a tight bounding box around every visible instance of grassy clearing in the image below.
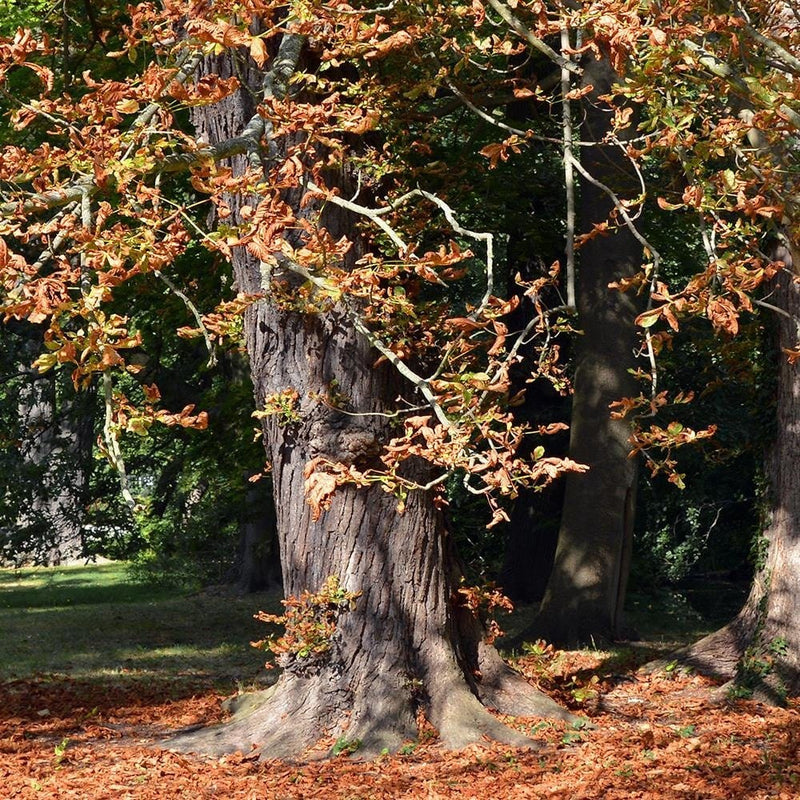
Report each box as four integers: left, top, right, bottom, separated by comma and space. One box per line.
0, 562, 741, 690
0, 562, 282, 688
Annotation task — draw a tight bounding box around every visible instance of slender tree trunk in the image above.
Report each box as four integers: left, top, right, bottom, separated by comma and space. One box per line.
528, 53, 642, 645
12, 333, 92, 565
500, 487, 561, 603
235, 476, 280, 593
678, 265, 800, 703
172, 41, 571, 760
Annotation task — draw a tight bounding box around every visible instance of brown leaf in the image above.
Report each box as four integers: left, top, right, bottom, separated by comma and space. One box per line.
304, 459, 339, 521
250, 37, 268, 68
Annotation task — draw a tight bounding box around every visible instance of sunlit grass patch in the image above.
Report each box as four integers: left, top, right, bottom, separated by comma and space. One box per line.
0, 562, 282, 688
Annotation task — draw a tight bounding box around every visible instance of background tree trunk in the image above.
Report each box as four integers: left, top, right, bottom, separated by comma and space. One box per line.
235, 476, 280, 594
500, 487, 561, 603
526, 52, 643, 645
677, 264, 800, 703
7, 330, 93, 565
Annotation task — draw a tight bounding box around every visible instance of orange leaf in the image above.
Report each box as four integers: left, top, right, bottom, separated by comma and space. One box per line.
303, 459, 339, 521
250, 37, 268, 68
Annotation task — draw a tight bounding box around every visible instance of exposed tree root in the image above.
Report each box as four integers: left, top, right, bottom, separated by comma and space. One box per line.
642, 614, 797, 707
164, 652, 573, 761
476, 641, 578, 722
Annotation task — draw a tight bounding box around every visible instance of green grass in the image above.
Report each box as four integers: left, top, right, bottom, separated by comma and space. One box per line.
0, 562, 172, 608
0, 562, 282, 687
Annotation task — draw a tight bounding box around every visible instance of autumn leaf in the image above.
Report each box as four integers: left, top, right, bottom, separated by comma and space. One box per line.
142, 383, 161, 403
657, 196, 684, 211
636, 308, 662, 329
364, 31, 413, 60
304, 459, 339, 521
446, 316, 486, 333
250, 37, 268, 68
706, 296, 739, 336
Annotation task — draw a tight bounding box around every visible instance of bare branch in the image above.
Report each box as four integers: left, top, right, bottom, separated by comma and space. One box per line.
561, 28, 577, 310
484, 0, 581, 75
739, 16, 800, 75
153, 269, 217, 367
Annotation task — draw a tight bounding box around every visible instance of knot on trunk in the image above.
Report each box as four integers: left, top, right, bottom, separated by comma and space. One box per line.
309, 421, 382, 468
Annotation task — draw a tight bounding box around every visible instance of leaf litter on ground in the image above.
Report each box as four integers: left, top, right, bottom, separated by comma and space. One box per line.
3, 648, 800, 799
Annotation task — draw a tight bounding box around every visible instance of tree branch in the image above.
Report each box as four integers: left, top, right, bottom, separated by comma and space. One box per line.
683, 40, 800, 129
484, 0, 581, 75
567, 152, 661, 267
561, 28, 577, 310
153, 269, 217, 367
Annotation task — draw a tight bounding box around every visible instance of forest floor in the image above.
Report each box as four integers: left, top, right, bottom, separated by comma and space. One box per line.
2, 565, 799, 799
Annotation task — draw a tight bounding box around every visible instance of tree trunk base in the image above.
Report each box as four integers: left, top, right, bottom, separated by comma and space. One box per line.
645, 610, 799, 707
165, 656, 573, 761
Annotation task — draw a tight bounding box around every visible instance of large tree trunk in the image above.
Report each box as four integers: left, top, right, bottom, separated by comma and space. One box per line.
676, 266, 800, 703
527, 53, 642, 645
172, 40, 571, 760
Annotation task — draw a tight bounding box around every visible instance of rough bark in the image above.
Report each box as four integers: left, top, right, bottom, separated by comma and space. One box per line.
169, 42, 572, 761
525, 53, 643, 645
674, 266, 800, 703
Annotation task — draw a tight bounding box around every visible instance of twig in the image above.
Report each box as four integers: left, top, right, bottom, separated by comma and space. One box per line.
417, 189, 494, 317
306, 181, 408, 251
561, 28, 577, 309
153, 269, 217, 367
484, 0, 581, 75
753, 297, 796, 321
102, 365, 139, 513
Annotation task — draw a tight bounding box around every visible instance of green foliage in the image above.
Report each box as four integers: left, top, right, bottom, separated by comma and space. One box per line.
331, 737, 362, 757
732, 634, 790, 704
83, 239, 272, 586
53, 736, 70, 767
632, 320, 769, 591
561, 723, 584, 745
252, 389, 301, 426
